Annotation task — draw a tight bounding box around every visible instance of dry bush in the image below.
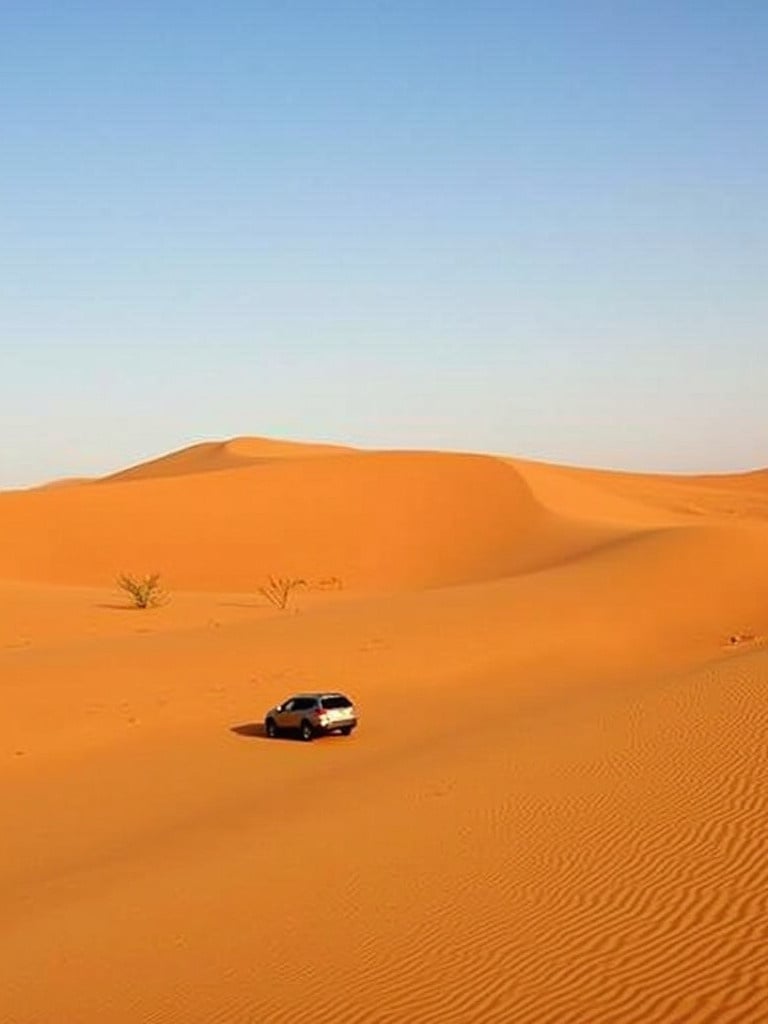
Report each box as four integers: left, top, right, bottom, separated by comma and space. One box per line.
259, 575, 306, 610
314, 576, 343, 591
117, 572, 169, 609
728, 631, 756, 646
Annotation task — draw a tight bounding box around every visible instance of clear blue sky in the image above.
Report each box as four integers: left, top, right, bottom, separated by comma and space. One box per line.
2, 1, 766, 487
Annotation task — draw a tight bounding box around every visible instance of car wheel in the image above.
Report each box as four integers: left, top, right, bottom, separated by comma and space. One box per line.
340, 726, 353, 736
300, 719, 315, 742
265, 718, 277, 739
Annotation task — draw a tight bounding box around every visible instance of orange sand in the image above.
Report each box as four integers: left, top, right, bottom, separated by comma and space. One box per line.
1, 438, 766, 1023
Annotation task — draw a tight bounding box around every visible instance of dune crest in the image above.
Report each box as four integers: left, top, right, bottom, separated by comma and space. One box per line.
102, 435, 353, 484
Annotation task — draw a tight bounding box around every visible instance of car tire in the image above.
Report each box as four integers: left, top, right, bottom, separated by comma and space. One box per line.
340, 726, 353, 736
265, 718, 277, 739
300, 719, 315, 742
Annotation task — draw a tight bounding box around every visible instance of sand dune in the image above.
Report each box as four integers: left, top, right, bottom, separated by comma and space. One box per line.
0, 449, 624, 590
1, 437, 767, 1023
32, 476, 94, 490
103, 435, 353, 483
510, 457, 768, 525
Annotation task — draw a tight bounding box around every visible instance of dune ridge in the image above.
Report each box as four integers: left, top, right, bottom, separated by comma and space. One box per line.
101, 435, 353, 484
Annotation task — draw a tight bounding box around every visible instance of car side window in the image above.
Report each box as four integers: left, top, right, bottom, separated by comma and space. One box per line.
321, 696, 352, 709
294, 698, 314, 711
281, 699, 296, 712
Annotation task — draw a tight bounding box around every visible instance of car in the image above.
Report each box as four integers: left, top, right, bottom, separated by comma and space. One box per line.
264, 692, 357, 742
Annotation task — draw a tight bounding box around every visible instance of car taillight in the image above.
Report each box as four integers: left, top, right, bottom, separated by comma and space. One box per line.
314, 707, 328, 718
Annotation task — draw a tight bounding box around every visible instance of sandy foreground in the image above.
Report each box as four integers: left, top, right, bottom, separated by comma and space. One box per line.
1, 438, 767, 1023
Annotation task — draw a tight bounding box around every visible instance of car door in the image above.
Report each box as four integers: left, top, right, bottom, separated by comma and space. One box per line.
290, 697, 313, 729
276, 698, 298, 730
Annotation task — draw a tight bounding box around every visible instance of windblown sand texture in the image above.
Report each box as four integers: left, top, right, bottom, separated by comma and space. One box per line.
2, 437, 767, 1023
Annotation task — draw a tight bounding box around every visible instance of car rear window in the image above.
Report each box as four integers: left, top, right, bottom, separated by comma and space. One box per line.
321, 696, 352, 709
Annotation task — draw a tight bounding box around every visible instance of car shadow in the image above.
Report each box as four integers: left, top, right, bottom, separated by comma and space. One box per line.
230, 722, 267, 739
230, 722, 311, 742
233, 721, 306, 741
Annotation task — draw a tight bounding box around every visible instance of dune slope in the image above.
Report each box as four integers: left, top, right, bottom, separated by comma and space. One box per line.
1, 439, 767, 1023
0, 450, 622, 590
1, 594, 766, 1024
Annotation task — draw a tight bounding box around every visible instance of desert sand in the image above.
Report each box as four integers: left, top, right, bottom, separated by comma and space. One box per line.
1, 437, 767, 1023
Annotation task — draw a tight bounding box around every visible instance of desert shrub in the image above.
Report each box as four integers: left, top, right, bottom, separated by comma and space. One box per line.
258, 575, 306, 610
315, 576, 343, 591
728, 631, 756, 646
117, 572, 169, 609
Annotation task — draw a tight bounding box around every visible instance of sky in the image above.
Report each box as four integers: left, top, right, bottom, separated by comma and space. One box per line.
1, 1, 766, 487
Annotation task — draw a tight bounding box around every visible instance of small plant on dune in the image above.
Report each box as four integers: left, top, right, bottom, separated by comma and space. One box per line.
728, 631, 756, 646
117, 572, 169, 609
315, 576, 343, 591
258, 575, 306, 610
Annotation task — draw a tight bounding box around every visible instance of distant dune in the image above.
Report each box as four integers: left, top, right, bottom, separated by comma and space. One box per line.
2, 437, 766, 593
0, 442, 627, 590
31, 475, 94, 490
1, 437, 767, 1023
102, 435, 353, 483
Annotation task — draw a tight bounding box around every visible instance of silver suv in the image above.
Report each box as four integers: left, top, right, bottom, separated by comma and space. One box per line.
264, 692, 357, 742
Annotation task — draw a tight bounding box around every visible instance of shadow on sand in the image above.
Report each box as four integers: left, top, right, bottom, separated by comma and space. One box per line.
230, 722, 269, 739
